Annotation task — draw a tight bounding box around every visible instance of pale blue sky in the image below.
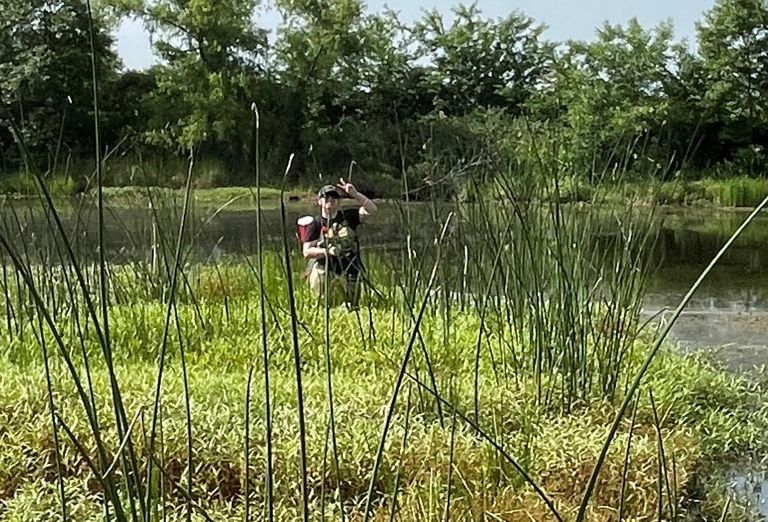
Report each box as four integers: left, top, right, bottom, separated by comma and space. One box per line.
116, 0, 716, 70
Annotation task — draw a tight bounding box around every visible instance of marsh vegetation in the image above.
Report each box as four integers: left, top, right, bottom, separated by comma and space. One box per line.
2, 143, 768, 521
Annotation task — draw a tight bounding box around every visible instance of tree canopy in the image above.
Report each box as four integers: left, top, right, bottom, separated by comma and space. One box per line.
2, 0, 767, 188
1, 0, 117, 166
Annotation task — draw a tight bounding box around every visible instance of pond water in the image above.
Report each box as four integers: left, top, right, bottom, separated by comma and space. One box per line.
3, 201, 768, 361
727, 467, 768, 520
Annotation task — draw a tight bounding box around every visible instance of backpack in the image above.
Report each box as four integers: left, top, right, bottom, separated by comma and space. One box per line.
296, 215, 315, 248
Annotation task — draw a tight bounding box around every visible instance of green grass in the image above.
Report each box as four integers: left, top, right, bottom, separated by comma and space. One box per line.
100, 185, 312, 210
8, 21, 768, 519
2, 131, 767, 521
621, 176, 768, 208
0, 171, 77, 197
0, 151, 404, 202
4, 157, 768, 211
477, 174, 768, 209
0, 181, 314, 209
0, 260, 766, 521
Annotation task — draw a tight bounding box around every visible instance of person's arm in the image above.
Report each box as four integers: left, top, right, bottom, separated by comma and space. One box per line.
302, 222, 325, 259
337, 178, 377, 219
354, 190, 377, 218
303, 240, 340, 258
303, 242, 327, 259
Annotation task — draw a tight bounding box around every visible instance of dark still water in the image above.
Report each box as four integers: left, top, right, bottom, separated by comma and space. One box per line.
3, 200, 768, 359
647, 210, 768, 311
3, 202, 767, 307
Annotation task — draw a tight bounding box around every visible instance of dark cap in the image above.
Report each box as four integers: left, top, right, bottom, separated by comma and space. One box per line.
318, 185, 340, 198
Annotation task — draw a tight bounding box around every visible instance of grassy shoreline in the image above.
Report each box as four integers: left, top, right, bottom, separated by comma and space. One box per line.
2, 173, 768, 211
0, 259, 766, 520
2, 185, 768, 215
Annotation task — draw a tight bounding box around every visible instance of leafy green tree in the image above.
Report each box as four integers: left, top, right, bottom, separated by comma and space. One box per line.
291, 8, 425, 176
272, 0, 376, 174
103, 70, 157, 141
543, 19, 688, 173
117, 0, 267, 156
697, 0, 768, 169
0, 0, 118, 167
414, 3, 553, 115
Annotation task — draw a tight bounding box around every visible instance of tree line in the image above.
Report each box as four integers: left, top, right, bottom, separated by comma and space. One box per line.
1, 0, 767, 194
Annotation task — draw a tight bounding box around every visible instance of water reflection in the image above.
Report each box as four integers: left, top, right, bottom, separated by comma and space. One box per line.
647, 209, 768, 311
728, 466, 768, 520
3, 202, 768, 312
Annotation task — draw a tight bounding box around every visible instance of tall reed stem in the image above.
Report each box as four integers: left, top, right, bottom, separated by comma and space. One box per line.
577, 194, 768, 520
279, 154, 309, 522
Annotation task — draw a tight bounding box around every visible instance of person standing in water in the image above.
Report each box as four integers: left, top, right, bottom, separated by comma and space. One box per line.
298, 179, 377, 308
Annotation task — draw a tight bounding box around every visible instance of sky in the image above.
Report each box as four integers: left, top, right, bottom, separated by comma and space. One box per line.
115, 0, 716, 71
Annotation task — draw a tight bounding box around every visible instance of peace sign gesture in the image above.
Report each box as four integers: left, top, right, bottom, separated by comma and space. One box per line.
336, 178, 359, 198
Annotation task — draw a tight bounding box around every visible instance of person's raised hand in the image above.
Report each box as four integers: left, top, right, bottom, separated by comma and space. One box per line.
337, 177, 358, 197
